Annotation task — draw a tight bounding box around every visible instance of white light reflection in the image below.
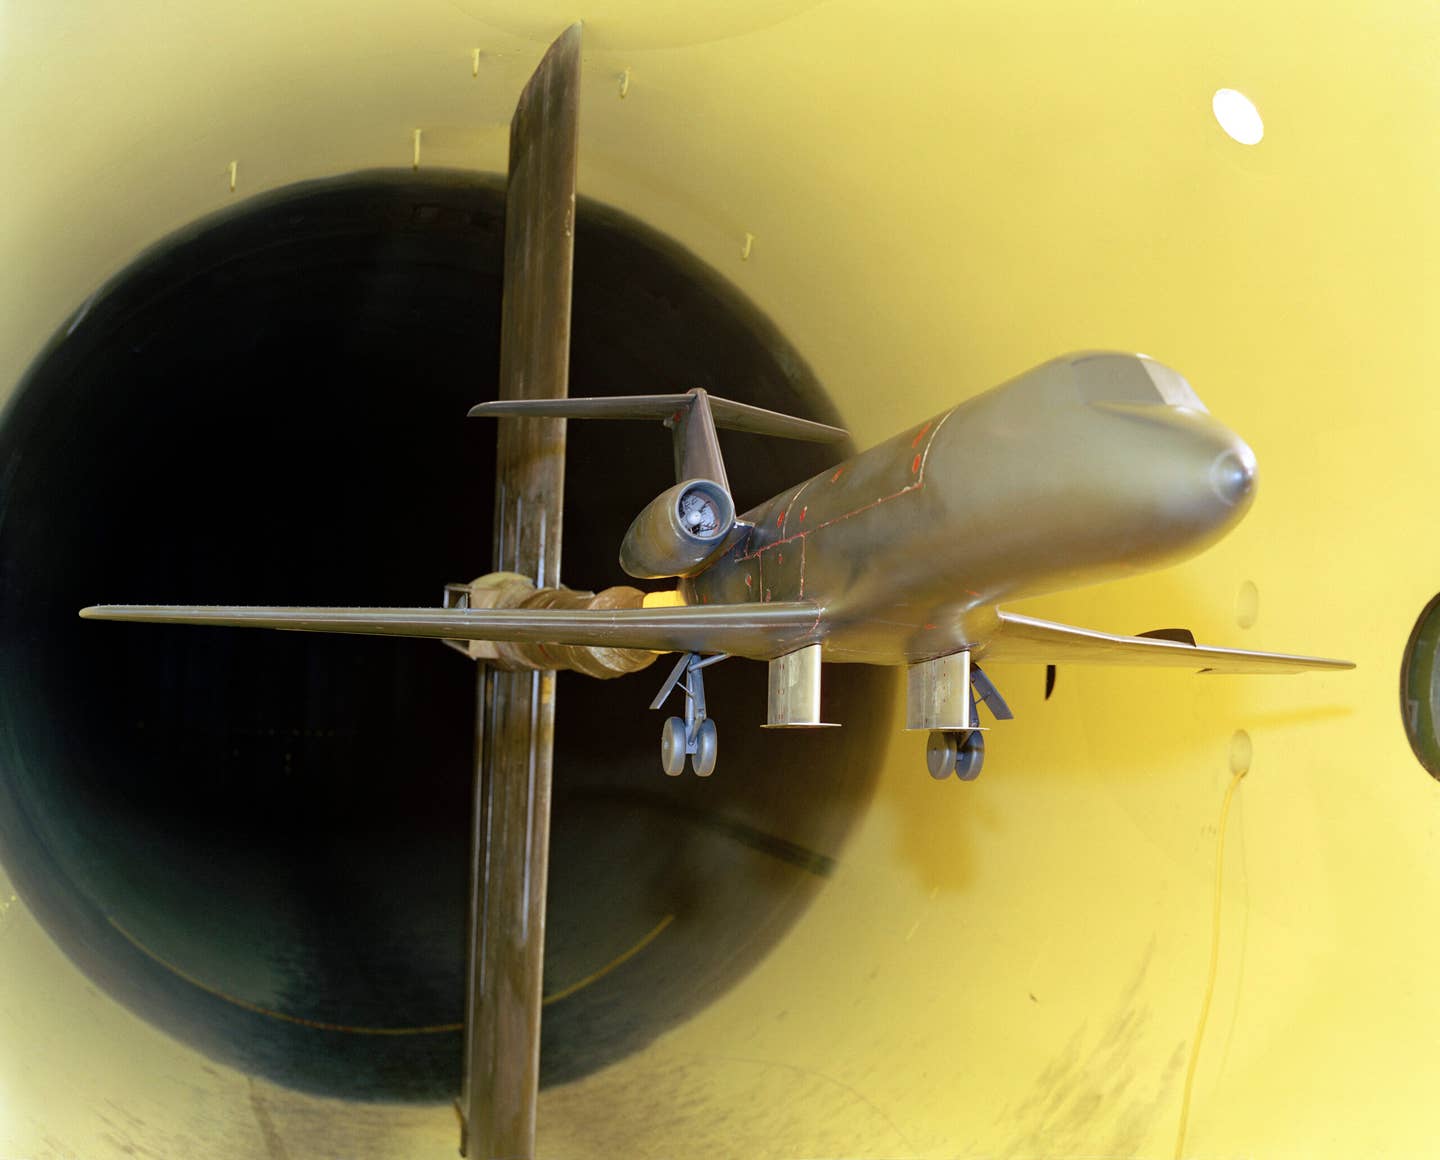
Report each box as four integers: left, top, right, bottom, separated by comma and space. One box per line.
1212, 88, 1264, 145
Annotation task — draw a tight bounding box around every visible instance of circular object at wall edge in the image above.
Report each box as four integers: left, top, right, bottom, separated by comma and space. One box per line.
1400, 594, 1440, 780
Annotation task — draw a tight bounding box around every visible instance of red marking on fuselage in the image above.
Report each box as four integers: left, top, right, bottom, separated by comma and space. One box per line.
729, 406, 957, 574
800, 506, 808, 521
779, 481, 813, 534
911, 421, 932, 448
777, 510, 784, 528
737, 481, 924, 561
923, 623, 936, 630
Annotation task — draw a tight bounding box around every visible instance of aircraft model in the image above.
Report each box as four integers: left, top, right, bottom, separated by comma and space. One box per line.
76, 23, 1350, 1160
80, 352, 1354, 781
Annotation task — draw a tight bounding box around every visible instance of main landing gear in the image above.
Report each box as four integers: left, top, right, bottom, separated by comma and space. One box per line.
927, 728, 985, 780
651, 652, 728, 777
914, 659, 1013, 782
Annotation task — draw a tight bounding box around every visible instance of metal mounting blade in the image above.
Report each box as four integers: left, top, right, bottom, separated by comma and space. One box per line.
461, 21, 580, 1160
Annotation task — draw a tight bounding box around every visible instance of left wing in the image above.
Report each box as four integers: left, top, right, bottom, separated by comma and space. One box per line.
980, 611, 1352, 674
78, 601, 823, 661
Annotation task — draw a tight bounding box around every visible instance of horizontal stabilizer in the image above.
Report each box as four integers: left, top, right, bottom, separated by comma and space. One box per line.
79, 601, 824, 661
469, 391, 848, 444
981, 611, 1353, 674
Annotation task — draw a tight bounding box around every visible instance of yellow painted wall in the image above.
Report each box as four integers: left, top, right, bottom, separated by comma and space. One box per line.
1, 1, 1433, 1156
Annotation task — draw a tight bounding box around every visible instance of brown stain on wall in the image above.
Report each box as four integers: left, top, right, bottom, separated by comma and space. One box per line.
247, 1079, 291, 1160
998, 941, 1187, 1159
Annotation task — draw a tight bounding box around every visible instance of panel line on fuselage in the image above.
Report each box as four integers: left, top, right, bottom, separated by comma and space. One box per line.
735, 405, 960, 569
780, 476, 817, 537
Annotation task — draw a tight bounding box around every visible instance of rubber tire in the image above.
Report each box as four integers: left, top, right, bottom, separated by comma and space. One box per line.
660, 716, 688, 776
692, 718, 718, 777
926, 730, 957, 779
955, 729, 985, 781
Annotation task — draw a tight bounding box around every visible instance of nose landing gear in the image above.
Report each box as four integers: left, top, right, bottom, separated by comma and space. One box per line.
652, 652, 727, 776
912, 658, 1012, 782
926, 728, 985, 780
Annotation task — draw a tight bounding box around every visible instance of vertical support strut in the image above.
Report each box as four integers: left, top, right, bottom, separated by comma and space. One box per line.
905, 650, 977, 731
460, 22, 581, 1160
764, 644, 839, 728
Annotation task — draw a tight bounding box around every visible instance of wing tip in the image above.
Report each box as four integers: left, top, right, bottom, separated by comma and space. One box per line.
80, 605, 153, 622
1200, 655, 1356, 674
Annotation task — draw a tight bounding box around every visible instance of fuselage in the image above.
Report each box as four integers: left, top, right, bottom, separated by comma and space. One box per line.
683, 352, 1257, 664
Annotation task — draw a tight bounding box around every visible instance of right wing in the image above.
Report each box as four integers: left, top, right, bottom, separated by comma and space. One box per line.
980, 611, 1353, 674
78, 601, 824, 661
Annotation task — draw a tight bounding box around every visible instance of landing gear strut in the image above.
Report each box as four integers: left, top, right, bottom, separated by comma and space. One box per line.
651, 652, 727, 776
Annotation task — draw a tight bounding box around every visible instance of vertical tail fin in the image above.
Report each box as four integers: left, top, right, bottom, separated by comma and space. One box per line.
667, 390, 728, 489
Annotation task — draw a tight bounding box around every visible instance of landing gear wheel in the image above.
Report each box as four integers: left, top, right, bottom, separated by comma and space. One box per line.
955, 729, 985, 781
926, 730, 957, 779
692, 719, 718, 777
660, 716, 687, 776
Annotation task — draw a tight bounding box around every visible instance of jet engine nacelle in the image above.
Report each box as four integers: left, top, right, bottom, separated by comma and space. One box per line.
619, 478, 736, 579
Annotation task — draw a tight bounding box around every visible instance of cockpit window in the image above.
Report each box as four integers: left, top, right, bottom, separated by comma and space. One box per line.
1071, 352, 1208, 412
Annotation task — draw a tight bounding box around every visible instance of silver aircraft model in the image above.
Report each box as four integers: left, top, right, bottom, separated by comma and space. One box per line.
81, 351, 1353, 781
77, 23, 1350, 1160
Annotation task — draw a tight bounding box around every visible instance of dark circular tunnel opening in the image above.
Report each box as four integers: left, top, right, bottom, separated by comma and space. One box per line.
0, 171, 891, 1102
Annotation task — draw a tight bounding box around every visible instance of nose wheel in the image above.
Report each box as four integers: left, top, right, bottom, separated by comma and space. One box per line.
926, 728, 985, 780
652, 652, 727, 776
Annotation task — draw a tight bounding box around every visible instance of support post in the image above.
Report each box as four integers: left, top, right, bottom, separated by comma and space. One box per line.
906, 650, 977, 731
764, 644, 839, 728
460, 22, 581, 1160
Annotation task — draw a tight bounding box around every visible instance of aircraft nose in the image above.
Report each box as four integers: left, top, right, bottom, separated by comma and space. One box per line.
1209, 442, 1257, 508
1088, 400, 1258, 533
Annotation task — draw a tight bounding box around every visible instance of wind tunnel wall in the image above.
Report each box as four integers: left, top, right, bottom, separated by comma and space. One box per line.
1, 4, 1437, 1158
0, 172, 887, 1103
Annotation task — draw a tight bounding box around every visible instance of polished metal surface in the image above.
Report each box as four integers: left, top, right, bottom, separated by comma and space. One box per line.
469, 390, 849, 464
684, 352, 1280, 665
671, 388, 730, 492
78, 601, 826, 658
764, 645, 835, 728
80, 325, 1354, 936
462, 21, 580, 1160
472, 389, 847, 497
981, 611, 1354, 673
905, 651, 976, 732
81, 354, 1352, 676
